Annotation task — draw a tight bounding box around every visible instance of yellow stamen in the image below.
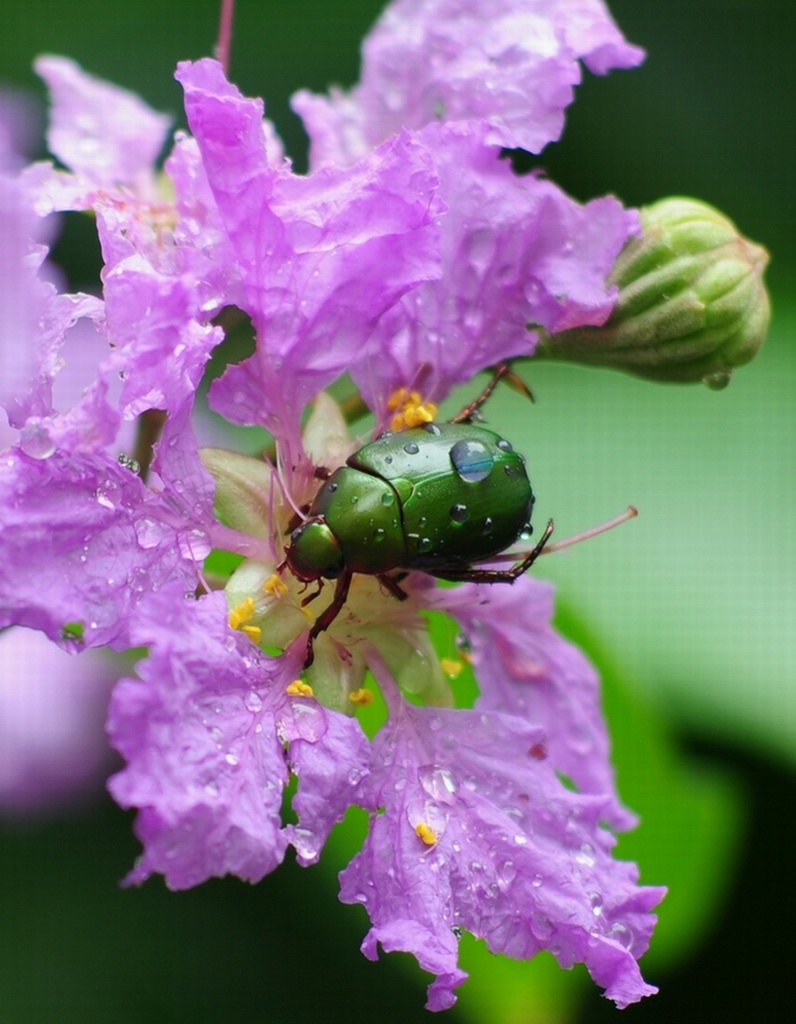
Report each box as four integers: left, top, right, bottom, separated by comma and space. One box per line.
440, 657, 463, 679
415, 822, 438, 846
348, 687, 375, 706
228, 596, 255, 630
387, 386, 438, 432
300, 605, 315, 624
264, 574, 288, 598
286, 680, 314, 698
241, 624, 262, 644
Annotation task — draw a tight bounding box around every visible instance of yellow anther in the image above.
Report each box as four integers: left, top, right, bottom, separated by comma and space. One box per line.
386, 387, 412, 411
264, 574, 288, 598
348, 688, 375, 706
300, 605, 315, 624
440, 657, 463, 679
241, 624, 262, 644
286, 680, 314, 698
415, 822, 438, 846
387, 385, 438, 432
228, 596, 255, 630
404, 404, 437, 428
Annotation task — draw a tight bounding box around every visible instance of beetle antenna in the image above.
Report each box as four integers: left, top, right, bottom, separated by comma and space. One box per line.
489, 506, 638, 562
538, 506, 638, 555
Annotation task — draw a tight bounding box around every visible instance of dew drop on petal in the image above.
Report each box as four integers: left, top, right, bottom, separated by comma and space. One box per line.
418, 764, 458, 804
576, 842, 596, 866
135, 517, 164, 549
244, 691, 263, 713
608, 922, 634, 949
177, 528, 211, 560
19, 423, 56, 460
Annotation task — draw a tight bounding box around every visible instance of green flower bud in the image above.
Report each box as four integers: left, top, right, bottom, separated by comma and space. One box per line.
535, 197, 770, 387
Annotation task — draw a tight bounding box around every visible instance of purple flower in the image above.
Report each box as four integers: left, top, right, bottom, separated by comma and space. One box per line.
107, 584, 370, 888
0, 0, 665, 1010
343, 651, 660, 1010
293, 0, 643, 167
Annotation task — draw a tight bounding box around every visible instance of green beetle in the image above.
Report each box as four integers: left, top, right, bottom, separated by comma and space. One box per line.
283, 365, 554, 665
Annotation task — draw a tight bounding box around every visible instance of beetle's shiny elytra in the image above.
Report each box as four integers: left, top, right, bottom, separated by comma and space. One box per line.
288, 422, 533, 580
283, 365, 554, 666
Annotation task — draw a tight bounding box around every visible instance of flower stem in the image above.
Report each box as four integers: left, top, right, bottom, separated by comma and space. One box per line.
215, 0, 236, 74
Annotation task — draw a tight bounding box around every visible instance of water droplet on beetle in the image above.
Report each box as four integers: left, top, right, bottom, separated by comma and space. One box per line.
417, 537, 433, 553
421, 423, 441, 435
450, 439, 493, 482
381, 492, 395, 506
373, 527, 385, 543
403, 441, 420, 455
384, 454, 393, 464
482, 517, 494, 535
449, 503, 469, 524
496, 438, 513, 452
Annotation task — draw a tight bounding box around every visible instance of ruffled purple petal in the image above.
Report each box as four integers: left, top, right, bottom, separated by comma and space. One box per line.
351, 123, 637, 407
34, 55, 170, 187
101, 256, 223, 418
288, 709, 370, 866
440, 575, 635, 831
340, 689, 663, 1011
293, 0, 644, 167
108, 585, 368, 887
0, 448, 199, 649
177, 59, 442, 445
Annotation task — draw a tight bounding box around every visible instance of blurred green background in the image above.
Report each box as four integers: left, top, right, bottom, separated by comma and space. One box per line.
1, 1, 793, 1022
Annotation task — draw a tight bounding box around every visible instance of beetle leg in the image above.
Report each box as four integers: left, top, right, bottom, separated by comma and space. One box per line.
378, 572, 410, 602
300, 580, 324, 607
304, 568, 353, 667
434, 519, 555, 584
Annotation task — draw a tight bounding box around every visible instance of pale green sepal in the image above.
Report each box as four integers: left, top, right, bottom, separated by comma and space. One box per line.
368, 624, 454, 707
226, 559, 307, 650
302, 391, 356, 468
200, 448, 275, 540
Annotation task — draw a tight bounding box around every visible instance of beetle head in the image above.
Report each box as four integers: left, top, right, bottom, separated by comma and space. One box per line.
285, 517, 344, 581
